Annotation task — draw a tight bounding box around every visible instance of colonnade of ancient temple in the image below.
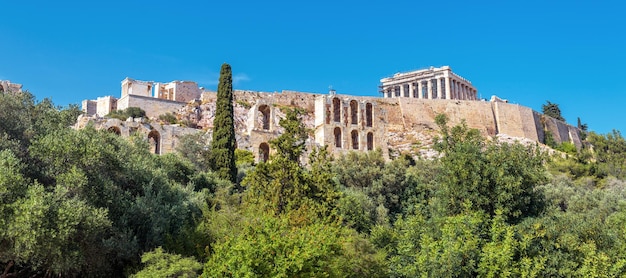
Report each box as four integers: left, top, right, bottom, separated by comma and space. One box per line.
380, 66, 477, 100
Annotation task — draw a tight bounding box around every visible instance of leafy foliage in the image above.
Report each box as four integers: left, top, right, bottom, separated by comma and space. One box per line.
203, 213, 386, 278
107, 107, 147, 120
4, 90, 626, 277
243, 108, 340, 218
434, 114, 546, 223
209, 63, 237, 184
131, 247, 201, 278
542, 100, 565, 121
158, 112, 178, 124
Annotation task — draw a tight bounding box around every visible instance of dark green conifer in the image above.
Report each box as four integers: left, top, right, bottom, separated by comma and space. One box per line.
210, 63, 237, 184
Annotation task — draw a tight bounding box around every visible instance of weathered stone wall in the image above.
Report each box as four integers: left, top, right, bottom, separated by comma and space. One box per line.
82, 100, 97, 115
0, 80, 23, 93
122, 78, 152, 98
75, 116, 200, 155
314, 94, 388, 159
388, 98, 497, 135
79, 85, 583, 161
172, 81, 202, 102
493, 102, 543, 142
96, 96, 117, 117
117, 95, 187, 118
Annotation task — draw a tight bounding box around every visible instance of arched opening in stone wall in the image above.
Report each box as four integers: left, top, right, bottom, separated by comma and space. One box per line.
367, 132, 374, 150
351, 130, 359, 150
148, 130, 161, 154
0, 85, 4, 93
365, 103, 372, 127
334, 127, 342, 148
258, 104, 270, 130
333, 97, 341, 123
350, 100, 358, 125
107, 126, 121, 135
259, 142, 270, 162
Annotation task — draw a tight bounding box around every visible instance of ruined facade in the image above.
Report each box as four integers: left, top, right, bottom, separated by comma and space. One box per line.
0, 80, 23, 93
314, 90, 388, 158
82, 78, 204, 117
74, 116, 199, 155
77, 69, 582, 162
380, 66, 477, 100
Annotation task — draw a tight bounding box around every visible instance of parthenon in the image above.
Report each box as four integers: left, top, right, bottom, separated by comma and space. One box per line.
380, 66, 477, 100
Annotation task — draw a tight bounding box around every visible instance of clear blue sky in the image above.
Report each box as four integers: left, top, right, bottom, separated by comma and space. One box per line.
1, 0, 624, 134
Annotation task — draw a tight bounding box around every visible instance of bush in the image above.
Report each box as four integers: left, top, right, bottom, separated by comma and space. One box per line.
107, 107, 146, 120
158, 113, 178, 124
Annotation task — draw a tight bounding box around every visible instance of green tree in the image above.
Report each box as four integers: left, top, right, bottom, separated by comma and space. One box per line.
209, 63, 237, 184
333, 150, 411, 225
107, 107, 146, 120
243, 108, 339, 218
202, 213, 386, 277
434, 114, 546, 223
132, 247, 202, 278
542, 101, 565, 121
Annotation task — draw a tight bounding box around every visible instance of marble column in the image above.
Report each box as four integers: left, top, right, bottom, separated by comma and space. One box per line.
445, 77, 451, 100
417, 82, 423, 99
437, 78, 443, 99
409, 82, 415, 98
427, 80, 433, 99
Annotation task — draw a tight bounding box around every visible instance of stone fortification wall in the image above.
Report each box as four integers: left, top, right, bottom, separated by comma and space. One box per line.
74, 116, 200, 155
389, 98, 497, 135
203, 90, 319, 113
544, 116, 583, 148
169, 81, 203, 102
117, 95, 187, 118
78, 87, 583, 161
493, 102, 544, 142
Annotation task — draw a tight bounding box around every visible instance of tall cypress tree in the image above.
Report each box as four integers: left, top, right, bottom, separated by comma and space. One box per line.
210, 63, 237, 184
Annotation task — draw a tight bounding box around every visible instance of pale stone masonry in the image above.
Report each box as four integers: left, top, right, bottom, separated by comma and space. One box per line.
0, 80, 23, 93
82, 78, 204, 117
76, 70, 582, 162
380, 66, 477, 100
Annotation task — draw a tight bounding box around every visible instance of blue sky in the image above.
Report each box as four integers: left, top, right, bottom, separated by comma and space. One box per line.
1, 0, 624, 134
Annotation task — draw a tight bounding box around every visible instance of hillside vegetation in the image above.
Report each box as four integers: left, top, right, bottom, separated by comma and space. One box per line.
2, 90, 626, 277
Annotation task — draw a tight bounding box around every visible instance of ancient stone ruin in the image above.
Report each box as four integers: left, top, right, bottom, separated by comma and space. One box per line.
77, 66, 583, 162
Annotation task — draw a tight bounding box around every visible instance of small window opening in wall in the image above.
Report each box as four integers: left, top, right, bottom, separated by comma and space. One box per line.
259, 142, 270, 162
351, 130, 359, 150
258, 105, 270, 130
148, 130, 161, 154
367, 132, 374, 150
350, 100, 358, 125
333, 97, 341, 122
107, 126, 121, 135
365, 103, 373, 127
334, 127, 342, 148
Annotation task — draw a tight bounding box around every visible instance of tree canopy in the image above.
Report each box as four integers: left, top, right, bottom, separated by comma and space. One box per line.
3, 87, 626, 277
209, 63, 237, 185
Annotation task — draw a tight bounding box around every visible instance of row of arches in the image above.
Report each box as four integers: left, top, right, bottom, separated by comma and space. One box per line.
333, 128, 374, 151
107, 126, 161, 154
330, 98, 373, 127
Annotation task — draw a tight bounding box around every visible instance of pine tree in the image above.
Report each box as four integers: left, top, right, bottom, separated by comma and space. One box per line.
210, 63, 237, 184
542, 101, 565, 122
